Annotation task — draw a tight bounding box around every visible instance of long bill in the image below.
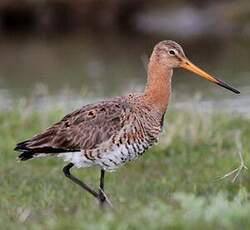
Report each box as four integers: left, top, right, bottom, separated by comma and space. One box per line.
180, 59, 240, 94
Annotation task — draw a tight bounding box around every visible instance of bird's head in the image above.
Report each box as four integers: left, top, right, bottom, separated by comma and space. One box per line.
153, 40, 240, 94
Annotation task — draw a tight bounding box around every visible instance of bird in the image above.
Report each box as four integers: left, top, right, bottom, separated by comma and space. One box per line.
15, 40, 240, 207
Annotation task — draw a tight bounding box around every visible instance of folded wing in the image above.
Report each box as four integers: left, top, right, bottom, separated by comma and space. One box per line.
15, 98, 131, 160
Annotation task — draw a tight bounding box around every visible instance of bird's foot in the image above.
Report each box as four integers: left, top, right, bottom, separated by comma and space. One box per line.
98, 188, 113, 208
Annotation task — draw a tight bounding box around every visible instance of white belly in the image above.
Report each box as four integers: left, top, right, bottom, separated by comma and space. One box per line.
56, 141, 148, 171
57, 152, 94, 168
95, 142, 148, 171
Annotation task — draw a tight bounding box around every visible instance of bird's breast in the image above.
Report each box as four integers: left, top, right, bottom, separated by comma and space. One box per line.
96, 138, 157, 171
94, 115, 162, 171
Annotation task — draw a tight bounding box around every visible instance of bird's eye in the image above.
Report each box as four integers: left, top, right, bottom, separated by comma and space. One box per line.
168, 49, 176, 56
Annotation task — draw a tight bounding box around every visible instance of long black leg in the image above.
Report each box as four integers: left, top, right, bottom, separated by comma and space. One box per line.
98, 169, 106, 206
98, 169, 113, 208
63, 163, 112, 208
100, 169, 105, 190
63, 163, 98, 199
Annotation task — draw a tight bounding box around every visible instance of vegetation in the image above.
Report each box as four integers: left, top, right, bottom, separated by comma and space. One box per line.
0, 104, 250, 229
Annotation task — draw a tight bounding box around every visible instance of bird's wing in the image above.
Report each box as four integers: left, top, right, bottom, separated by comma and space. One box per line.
15, 98, 131, 153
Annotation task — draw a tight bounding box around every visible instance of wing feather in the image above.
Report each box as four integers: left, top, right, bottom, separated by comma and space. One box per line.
15, 98, 131, 155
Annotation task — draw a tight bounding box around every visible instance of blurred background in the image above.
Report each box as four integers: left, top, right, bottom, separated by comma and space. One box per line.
0, 0, 249, 114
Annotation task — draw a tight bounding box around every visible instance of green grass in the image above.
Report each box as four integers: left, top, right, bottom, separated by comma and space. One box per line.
0, 105, 250, 229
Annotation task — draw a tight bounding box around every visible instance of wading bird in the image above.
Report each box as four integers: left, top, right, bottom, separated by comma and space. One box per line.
15, 41, 240, 207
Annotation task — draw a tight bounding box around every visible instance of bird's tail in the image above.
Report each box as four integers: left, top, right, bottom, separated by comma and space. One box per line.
15, 140, 77, 161
18, 151, 35, 161
15, 140, 38, 161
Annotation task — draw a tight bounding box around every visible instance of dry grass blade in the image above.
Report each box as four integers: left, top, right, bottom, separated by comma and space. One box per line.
219, 131, 248, 182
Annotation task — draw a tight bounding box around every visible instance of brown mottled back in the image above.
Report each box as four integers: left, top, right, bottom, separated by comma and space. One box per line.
16, 97, 133, 154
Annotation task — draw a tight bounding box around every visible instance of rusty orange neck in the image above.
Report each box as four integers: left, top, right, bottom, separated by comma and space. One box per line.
144, 56, 172, 113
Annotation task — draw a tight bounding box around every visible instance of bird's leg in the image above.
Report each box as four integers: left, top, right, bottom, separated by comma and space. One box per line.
63, 163, 112, 208
63, 163, 99, 199
98, 169, 113, 208
100, 169, 105, 191
98, 169, 106, 205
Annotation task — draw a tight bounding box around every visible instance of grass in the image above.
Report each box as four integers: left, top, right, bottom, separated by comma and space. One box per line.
0, 103, 250, 229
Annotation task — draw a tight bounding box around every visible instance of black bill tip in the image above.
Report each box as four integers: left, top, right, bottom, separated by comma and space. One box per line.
216, 80, 240, 94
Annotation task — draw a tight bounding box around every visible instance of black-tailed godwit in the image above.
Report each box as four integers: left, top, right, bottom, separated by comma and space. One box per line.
15, 40, 240, 207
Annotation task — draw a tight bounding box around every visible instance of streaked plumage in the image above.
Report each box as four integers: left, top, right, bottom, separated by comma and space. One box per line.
17, 95, 162, 171
15, 40, 239, 207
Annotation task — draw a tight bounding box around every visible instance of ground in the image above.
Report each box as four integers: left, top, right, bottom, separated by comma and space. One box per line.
0, 104, 250, 229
